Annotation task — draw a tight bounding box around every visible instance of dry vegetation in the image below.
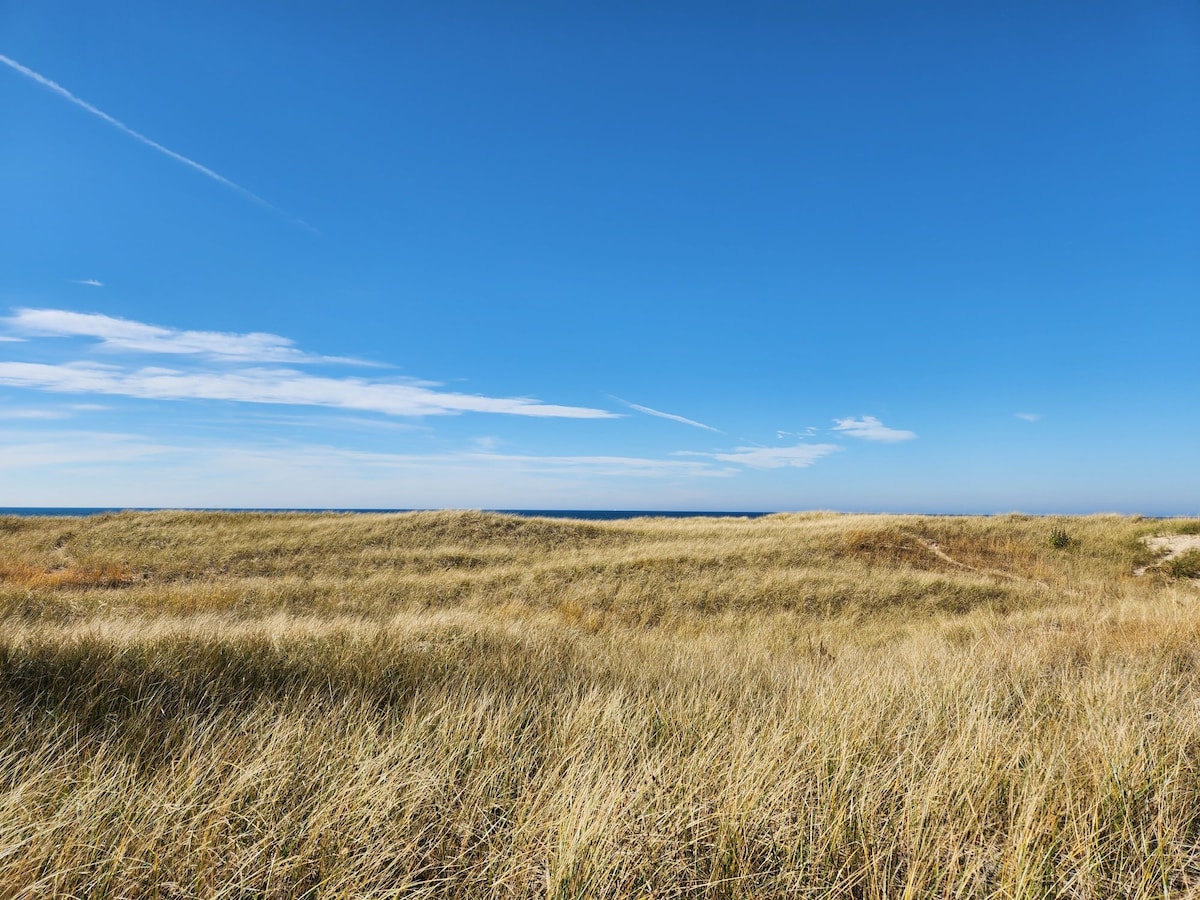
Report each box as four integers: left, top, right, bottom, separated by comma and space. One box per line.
1, 510, 1199, 898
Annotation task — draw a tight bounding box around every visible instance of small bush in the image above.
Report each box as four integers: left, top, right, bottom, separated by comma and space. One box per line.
1167, 550, 1200, 580
1048, 527, 1071, 549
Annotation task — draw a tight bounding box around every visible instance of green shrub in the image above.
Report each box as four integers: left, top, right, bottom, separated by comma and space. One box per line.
1048, 527, 1071, 549
1167, 550, 1200, 580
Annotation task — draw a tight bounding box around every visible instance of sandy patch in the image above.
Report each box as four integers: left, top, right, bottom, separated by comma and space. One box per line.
1135, 534, 1200, 577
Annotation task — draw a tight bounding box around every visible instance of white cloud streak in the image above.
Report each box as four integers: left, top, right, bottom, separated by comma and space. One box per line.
463, 451, 729, 478
0, 409, 70, 420
615, 398, 723, 433
0, 432, 724, 481
832, 416, 917, 442
0, 429, 755, 509
0, 431, 170, 469
1014, 412, 1041, 422
776, 427, 818, 439
6, 308, 360, 364
1, 308, 617, 419
72, 279, 104, 287
0, 53, 305, 227
0, 361, 618, 419
678, 442, 841, 470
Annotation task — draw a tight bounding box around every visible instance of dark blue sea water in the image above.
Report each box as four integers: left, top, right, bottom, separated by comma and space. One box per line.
0, 508, 771, 520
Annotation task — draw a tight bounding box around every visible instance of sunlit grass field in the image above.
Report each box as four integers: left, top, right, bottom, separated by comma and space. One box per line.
1, 510, 1199, 898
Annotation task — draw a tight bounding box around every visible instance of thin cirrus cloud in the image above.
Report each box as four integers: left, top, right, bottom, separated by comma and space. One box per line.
0, 308, 617, 419
832, 415, 917, 442
0, 409, 71, 420
0, 431, 170, 469
0, 432, 727, 480
5, 308, 362, 364
613, 397, 724, 433
680, 443, 841, 470
0, 53, 308, 229
0, 362, 618, 419
72, 279, 104, 287
462, 451, 730, 478
0, 403, 109, 420
203, 444, 729, 482
1014, 412, 1041, 422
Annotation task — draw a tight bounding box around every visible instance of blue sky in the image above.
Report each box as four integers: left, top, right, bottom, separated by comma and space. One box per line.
1, 1, 1197, 512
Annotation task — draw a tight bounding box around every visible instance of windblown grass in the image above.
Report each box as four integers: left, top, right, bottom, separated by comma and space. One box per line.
0, 510, 1198, 897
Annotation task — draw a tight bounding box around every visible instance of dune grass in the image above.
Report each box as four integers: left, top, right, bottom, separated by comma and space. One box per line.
0, 510, 1198, 898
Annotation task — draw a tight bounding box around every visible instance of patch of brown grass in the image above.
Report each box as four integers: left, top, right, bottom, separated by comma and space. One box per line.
0, 562, 135, 589
836, 525, 940, 568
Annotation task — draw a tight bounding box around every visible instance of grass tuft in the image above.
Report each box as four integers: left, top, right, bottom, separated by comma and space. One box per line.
1048, 527, 1071, 549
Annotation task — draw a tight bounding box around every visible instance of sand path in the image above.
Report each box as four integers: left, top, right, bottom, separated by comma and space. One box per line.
906, 534, 1053, 590
1135, 534, 1200, 577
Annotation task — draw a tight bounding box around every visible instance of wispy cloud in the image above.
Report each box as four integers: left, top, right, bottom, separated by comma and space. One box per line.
0, 431, 170, 469
832, 415, 917, 442
6, 308, 362, 364
465, 450, 730, 478
72, 279, 104, 287
0, 361, 617, 420
1014, 412, 1041, 422
0, 432, 726, 481
0, 409, 71, 420
1, 308, 618, 419
220, 410, 426, 432
0, 428, 756, 510
614, 397, 723, 432
0, 53, 307, 228
680, 442, 840, 470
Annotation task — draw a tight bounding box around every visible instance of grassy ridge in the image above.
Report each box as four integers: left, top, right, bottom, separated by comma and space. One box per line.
0, 511, 1198, 897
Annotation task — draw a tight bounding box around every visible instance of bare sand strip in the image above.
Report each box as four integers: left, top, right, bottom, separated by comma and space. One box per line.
1135, 534, 1200, 576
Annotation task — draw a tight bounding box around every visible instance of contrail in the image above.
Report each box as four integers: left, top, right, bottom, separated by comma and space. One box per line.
612, 396, 724, 433
0, 53, 310, 228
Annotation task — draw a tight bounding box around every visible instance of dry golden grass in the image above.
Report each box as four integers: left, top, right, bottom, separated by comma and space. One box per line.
0, 561, 135, 589
0, 510, 1198, 897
